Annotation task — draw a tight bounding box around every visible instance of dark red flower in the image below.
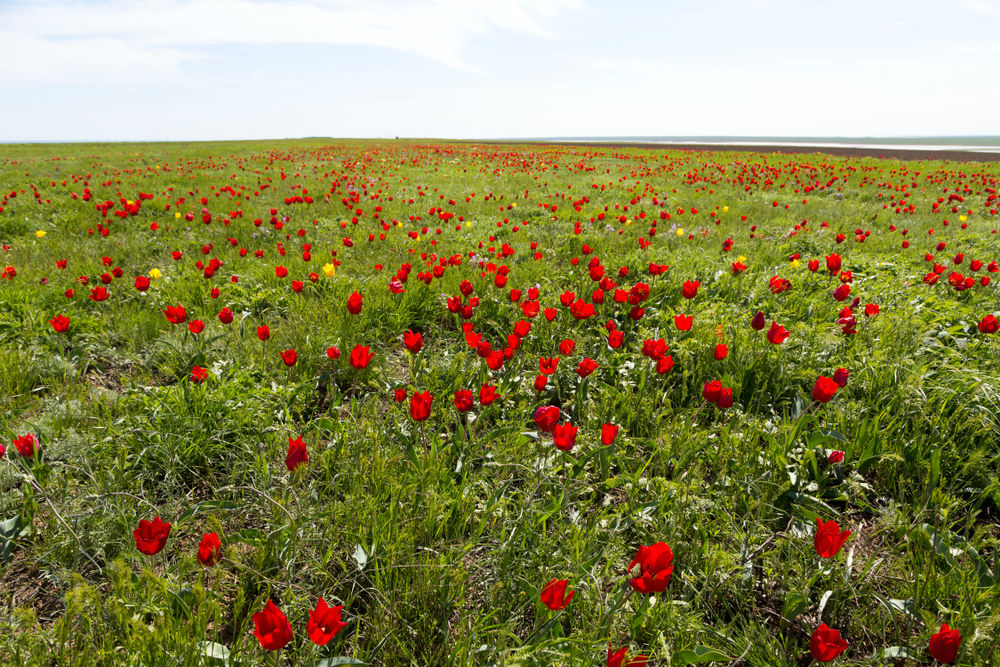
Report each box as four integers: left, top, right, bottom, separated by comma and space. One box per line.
393, 387, 407, 403
280, 349, 297, 367
285, 435, 308, 471
453, 389, 474, 412
810, 623, 848, 662
188, 320, 205, 335
681, 279, 700, 299
601, 423, 619, 445
410, 391, 432, 421
576, 358, 598, 378
12, 433, 38, 458
346, 291, 363, 314
49, 314, 69, 332
307, 597, 348, 646
628, 541, 674, 593
89, 286, 109, 301
827, 450, 845, 464
349, 345, 373, 369
163, 304, 186, 324
253, 599, 293, 651
812, 376, 839, 403
553, 423, 578, 451
928, 623, 961, 664
607, 644, 648, 667
764, 318, 792, 344
814, 517, 851, 558
197, 532, 222, 567
218, 307, 234, 324
702, 380, 723, 403
135, 275, 150, 291
714, 343, 728, 360
534, 405, 560, 434
979, 314, 999, 334
751, 311, 766, 330
403, 329, 423, 353
133, 516, 171, 555
479, 384, 500, 406
256, 325, 270, 341
539, 578, 575, 610
832, 367, 849, 388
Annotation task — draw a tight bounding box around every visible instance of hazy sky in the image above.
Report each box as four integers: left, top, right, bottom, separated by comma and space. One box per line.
1, 0, 999, 141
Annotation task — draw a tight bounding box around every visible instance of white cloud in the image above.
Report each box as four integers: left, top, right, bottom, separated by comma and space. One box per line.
0, 0, 585, 83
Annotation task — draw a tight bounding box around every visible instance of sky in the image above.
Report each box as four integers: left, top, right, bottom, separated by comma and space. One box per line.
1, 0, 999, 142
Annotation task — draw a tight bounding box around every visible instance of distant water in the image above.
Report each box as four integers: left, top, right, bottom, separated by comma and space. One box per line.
521, 136, 1000, 153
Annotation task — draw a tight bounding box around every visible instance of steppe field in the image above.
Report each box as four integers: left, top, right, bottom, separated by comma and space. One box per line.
0, 139, 998, 666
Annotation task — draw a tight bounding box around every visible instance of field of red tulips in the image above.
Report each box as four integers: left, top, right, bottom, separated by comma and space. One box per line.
1, 139, 998, 666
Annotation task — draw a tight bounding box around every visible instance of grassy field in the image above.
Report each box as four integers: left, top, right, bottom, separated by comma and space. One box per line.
0, 139, 998, 666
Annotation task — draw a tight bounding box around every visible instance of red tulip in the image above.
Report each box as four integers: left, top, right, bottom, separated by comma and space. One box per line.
559, 339, 576, 355
135, 275, 150, 291
864, 303, 880, 317
285, 435, 308, 471
767, 321, 790, 344
827, 450, 845, 464
832, 367, 849, 387
608, 329, 624, 348
188, 320, 205, 335
253, 599, 293, 651
479, 384, 500, 406
825, 253, 842, 275
928, 623, 961, 664
453, 389, 474, 412
674, 313, 693, 331
349, 345, 373, 369
133, 516, 171, 556
809, 623, 848, 662
812, 376, 839, 403
218, 307, 234, 324
326, 346, 341, 360
12, 433, 38, 458
539, 357, 559, 375
539, 578, 575, 610
346, 291, 363, 314
607, 643, 648, 667
702, 380, 722, 403
601, 423, 619, 445
534, 405, 560, 434
681, 279, 700, 299
89, 286, 108, 301
713, 343, 728, 360
190, 366, 208, 384
256, 325, 270, 341
197, 532, 222, 567
576, 357, 598, 378
751, 311, 766, 330
979, 314, 999, 334
814, 517, 851, 558
307, 597, 348, 646
163, 304, 186, 324
552, 423, 578, 451
403, 329, 423, 353
628, 541, 674, 593
655, 355, 674, 374
49, 314, 69, 332
280, 349, 297, 367
410, 391, 432, 421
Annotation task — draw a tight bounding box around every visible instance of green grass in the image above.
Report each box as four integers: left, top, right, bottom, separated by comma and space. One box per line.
0, 139, 998, 666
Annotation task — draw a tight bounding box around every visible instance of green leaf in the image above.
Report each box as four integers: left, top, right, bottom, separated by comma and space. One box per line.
352, 544, 368, 571
176, 500, 237, 523
672, 646, 731, 665
198, 640, 230, 664
881, 646, 913, 659
314, 659, 368, 667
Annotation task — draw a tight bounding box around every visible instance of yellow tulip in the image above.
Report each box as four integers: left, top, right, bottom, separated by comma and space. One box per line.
174, 212, 181, 219
737, 255, 747, 263
35, 230, 46, 239
323, 263, 336, 278
722, 206, 729, 213
790, 259, 801, 269
466, 221, 472, 228
960, 215, 968, 222
676, 228, 685, 237
149, 268, 162, 280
